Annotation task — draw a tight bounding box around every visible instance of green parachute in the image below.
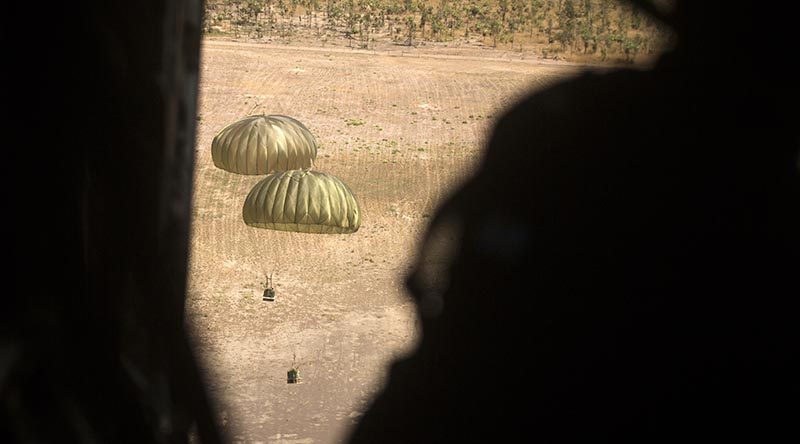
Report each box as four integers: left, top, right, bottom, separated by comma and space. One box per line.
211, 114, 317, 175
243, 169, 361, 234
212, 114, 360, 234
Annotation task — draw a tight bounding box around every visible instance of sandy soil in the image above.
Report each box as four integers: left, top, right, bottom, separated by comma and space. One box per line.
186, 37, 581, 444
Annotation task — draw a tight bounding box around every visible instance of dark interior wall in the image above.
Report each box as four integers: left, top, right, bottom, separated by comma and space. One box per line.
8, 2, 221, 443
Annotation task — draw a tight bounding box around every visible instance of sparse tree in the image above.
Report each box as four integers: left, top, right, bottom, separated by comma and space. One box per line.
405, 14, 416, 45
241, 0, 264, 37
555, 0, 577, 50
528, 0, 542, 37
419, 4, 432, 39
488, 11, 502, 47
622, 35, 643, 63
508, 0, 527, 47
598, 0, 609, 33
630, 2, 642, 30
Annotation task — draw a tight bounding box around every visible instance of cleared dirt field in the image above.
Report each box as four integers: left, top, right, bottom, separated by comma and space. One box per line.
187, 38, 581, 444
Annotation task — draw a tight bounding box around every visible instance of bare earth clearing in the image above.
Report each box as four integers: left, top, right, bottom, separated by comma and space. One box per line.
187, 38, 581, 444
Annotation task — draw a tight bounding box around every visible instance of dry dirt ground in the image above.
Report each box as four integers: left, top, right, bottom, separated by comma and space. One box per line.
187, 38, 583, 444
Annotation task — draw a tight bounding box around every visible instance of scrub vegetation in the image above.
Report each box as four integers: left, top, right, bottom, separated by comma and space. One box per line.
203, 0, 672, 64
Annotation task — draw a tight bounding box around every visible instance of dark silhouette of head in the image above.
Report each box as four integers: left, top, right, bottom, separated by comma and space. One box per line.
347, 1, 798, 442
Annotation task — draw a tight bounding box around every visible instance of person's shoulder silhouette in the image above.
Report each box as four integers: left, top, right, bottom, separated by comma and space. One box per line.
348, 1, 798, 443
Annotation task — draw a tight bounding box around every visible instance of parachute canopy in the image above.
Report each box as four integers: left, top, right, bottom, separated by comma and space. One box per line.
243, 169, 361, 234
212, 115, 317, 175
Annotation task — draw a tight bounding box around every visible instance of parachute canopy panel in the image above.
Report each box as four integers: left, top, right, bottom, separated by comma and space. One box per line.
212, 115, 317, 175
243, 169, 361, 234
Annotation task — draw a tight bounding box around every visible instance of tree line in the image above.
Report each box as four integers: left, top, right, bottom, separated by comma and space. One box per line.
203, 0, 672, 63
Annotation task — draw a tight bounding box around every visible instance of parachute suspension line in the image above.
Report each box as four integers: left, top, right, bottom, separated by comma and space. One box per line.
287, 351, 302, 384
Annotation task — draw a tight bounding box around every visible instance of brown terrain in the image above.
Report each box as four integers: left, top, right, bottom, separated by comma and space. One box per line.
187, 37, 586, 444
